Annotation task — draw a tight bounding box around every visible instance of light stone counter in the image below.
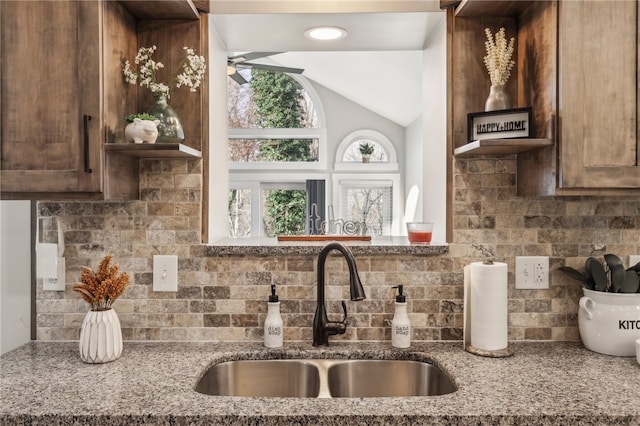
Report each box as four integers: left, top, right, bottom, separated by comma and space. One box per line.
1, 341, 639, 425
207, 237, 449, 256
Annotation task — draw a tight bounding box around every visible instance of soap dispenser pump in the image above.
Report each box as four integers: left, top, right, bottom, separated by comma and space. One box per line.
264, 284, 283, 348
391, 285, 411, 348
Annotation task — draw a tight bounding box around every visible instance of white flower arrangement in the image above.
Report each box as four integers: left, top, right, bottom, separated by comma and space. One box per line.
483, 28, 515, 86
123, 46, 206, 98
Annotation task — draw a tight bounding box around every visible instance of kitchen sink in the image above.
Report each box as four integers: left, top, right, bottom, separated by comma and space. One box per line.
326, 359, 456, 397
195, 360, 321, 397
195, 358, 456, 398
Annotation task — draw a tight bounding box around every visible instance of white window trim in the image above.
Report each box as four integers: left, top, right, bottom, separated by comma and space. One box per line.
334, 129, 399, 172
228, 127, 328, 170
331, 173, 402, 236
230, 173, 331, 237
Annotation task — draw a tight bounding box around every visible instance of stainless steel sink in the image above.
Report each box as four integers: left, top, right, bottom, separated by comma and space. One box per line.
195, 358, 456, 398
327, 359, 456, 397
195, 360, 321, 397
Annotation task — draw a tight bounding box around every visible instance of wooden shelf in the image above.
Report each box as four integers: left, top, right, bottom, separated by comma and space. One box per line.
105, 143, 202, 159
454, 138, 552, 156
454, 0, 533, 17
119, 0, 199, 20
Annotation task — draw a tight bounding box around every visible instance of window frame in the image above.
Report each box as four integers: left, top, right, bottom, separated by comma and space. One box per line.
332, 173, 402, 236
334, 129, 399, 172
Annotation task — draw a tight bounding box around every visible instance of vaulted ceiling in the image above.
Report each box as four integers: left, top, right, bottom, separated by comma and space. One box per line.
211, 2, 445, 127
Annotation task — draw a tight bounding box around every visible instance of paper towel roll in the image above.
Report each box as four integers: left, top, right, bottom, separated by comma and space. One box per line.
468, 261, 508, 351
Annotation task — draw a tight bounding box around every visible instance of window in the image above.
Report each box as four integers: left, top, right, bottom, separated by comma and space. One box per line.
227, 69, 328, 237
334, 129, 398, 172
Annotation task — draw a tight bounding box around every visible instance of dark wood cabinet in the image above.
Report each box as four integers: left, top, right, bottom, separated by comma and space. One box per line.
445, 0, 640, 196
1, 0, 208, 200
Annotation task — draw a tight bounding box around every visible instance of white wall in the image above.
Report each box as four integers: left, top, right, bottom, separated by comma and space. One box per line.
421, 16, 447, 243
310, 81, 406, 168
207, 21, 231, 243
405, 115, 424, 225
1, 201, 31, 354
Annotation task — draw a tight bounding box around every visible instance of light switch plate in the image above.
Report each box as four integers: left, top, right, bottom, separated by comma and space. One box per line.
153, 255, 178, 292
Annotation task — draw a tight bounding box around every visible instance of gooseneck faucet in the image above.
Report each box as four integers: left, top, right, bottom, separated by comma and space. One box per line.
313, 242, 366, 346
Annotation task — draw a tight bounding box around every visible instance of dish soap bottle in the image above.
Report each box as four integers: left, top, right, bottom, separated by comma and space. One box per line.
391, 285, 411, 348
264, 284, 283, 348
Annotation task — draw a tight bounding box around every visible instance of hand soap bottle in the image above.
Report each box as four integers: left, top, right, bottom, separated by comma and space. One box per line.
264, 284, 283, 348
391, 285, 411, 348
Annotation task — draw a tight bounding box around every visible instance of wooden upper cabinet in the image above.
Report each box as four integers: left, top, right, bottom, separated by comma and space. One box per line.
558, 0, 640, 190
1, 1, 103, 197
1, 0, 208, 200
446, 0, 640, 195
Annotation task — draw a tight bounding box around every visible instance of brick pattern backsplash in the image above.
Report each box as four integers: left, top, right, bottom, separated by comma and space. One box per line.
36, 157, 640, 342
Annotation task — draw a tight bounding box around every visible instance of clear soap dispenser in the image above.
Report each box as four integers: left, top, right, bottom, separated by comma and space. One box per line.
391, 285, 411, 348
264, 284, 283, 348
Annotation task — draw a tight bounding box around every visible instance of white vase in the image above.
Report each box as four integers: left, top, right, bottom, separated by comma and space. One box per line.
79, 308, 123, 363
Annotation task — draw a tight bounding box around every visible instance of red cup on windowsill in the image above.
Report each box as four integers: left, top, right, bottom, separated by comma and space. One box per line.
406, 222, 433, 244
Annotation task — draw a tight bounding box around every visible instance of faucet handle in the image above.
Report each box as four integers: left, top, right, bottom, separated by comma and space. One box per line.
339, 300, 348, 325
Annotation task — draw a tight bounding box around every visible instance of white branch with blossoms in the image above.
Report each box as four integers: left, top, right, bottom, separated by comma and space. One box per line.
123, 46, 206, 99
483, 28, 515, 86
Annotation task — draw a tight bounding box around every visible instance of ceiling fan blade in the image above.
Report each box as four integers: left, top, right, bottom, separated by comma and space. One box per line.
229, 71, 248, 85
228, 52, 283, 63
241, 62, 304, 74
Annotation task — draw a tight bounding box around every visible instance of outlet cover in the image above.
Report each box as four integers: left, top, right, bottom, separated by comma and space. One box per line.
153, 255, 178, 292
515, 256, 549, 289
629, 255, 640, 268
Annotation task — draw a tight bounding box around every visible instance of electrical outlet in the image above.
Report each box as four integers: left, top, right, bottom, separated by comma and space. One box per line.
153, 255, 178, 292
629, 255, 640, 268
515, 256, 549, 289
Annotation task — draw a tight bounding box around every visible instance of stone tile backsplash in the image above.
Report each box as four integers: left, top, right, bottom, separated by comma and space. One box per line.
36, 157, 640, 342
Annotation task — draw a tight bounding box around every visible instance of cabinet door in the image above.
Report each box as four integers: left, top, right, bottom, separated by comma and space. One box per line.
559, 0, 640, 189
1, 1, 102, 197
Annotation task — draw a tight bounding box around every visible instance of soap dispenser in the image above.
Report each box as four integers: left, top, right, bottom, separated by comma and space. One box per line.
391, 285, 411, 348
264, 284, 283, 348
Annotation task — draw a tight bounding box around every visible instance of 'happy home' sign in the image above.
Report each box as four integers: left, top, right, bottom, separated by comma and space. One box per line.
468, 107, 532, 142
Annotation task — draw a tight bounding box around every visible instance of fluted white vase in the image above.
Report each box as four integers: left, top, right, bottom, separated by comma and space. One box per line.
79, 309, 123, 363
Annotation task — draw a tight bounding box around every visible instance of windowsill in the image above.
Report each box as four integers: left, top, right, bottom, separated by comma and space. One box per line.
206, 237, 448, 256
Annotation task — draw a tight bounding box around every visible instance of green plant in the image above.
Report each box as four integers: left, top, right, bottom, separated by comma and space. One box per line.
125, 113, 157, 123
359, 142, 374, 155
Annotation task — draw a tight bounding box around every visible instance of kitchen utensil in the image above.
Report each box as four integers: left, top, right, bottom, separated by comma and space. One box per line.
586, 257, 608, 292
621, 270, 640, 294
558, 266, 592, 289
610, 264, 625, 292
627, 261, 640, 273
584, 259, 595, 290
603, 253, 623, 268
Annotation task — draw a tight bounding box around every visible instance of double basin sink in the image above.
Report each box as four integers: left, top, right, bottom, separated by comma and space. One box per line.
195, 358, 457, 398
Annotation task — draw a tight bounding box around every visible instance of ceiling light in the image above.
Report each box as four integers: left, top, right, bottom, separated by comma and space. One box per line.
304, 26, 347, 41
227, 64, 236, 75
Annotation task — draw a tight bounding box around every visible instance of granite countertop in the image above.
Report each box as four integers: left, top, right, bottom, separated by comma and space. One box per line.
207, 237, 449, 256
1, 341, 639, 425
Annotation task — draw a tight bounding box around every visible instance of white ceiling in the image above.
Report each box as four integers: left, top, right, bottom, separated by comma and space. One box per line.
211, 4, 445, 127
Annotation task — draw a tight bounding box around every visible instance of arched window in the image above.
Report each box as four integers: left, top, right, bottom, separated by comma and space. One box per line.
333, 130, 401, 236
334, 129, 398, 172
227, 69, 327, 237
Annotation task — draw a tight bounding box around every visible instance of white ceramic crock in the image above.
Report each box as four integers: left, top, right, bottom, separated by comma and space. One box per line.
578, 288, 640, 356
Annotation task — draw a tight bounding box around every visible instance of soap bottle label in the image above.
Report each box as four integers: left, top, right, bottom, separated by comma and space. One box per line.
266, 325, 281, 336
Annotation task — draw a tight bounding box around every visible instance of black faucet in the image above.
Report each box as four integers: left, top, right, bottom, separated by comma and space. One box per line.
313, 242, 366, 346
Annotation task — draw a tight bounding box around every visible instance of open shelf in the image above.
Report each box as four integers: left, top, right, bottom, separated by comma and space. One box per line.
454, 0, 533, 17
119, 0, 199, 20
454, 138, 552, 156
105, 143, 202, 159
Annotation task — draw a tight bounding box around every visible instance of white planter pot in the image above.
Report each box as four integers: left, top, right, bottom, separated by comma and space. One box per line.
578, 288, 640, 356
79, 309, 123, 363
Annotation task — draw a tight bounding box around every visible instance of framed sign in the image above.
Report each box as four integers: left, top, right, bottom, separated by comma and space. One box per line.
467, 107, 532, 142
